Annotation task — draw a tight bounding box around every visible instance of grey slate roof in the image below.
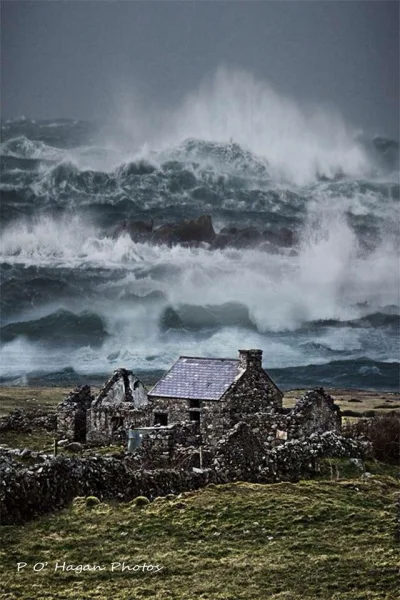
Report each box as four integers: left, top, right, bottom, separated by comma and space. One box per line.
148, 357, 240, 400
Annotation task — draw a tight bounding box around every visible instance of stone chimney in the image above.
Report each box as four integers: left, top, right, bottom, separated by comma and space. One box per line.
238, 349, 263, 370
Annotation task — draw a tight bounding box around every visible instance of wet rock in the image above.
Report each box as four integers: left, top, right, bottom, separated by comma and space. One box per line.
151, 215, 216, 246
111, 215, 297, 252
211, 225, 296, 251
112, 219, 154, 242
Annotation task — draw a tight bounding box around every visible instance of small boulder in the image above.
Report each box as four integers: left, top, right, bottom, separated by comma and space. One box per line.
66, 442, 84, 453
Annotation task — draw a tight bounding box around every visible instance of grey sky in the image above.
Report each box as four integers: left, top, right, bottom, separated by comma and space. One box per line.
1, 0, 399, 138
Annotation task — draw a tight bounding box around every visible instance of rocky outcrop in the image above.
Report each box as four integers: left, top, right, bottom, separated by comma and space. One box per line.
111, 219, 154, 242
211, 226, 295, 251
150, 215, 216, 246
112, 215, 296, 252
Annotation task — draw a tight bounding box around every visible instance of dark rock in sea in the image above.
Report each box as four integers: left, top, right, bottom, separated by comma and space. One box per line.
263, 227, 296, 247
111, 218, 154, 241
151, 215, 216, 246
0, 308, 108, 346
160, 302, 254, 332
111, 214, 296, 252
161, 307, 186, 330
0, 276, 83, 316
211, 224, 296, 250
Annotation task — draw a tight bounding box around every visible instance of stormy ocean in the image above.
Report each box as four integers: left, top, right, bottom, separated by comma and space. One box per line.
1, 73, 399, 390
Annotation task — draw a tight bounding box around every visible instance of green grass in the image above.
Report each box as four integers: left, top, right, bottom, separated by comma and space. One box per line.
0, 387, 70, 416
0, 429, 56, 451
1, 472, 399, 600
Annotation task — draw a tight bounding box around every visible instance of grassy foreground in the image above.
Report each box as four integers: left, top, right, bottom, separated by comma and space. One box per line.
1, 473, 399, 600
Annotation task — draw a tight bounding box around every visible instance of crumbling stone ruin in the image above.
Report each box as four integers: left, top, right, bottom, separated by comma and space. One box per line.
86, 368, 148, 444
285, 387, 342, 439
57, 370, 148, 445
0, 351, 368, 524
57, 385, 93, 442
56, 350, 342, 456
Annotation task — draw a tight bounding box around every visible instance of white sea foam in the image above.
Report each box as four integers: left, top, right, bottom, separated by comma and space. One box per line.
1, 70, 398, 381
1, 201, 398, 335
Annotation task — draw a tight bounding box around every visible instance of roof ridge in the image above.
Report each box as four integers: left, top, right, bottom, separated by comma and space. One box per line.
178, 356, 239, 361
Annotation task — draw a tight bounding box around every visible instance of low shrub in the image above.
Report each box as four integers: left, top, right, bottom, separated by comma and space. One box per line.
341, 410, 360, 417
343, 412, 400, 464
363, 410, 376, 418
132, 496, 150, 508
85, 496, 100, 508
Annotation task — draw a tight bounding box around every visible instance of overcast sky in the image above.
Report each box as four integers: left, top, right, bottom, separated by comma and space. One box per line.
2, 1, 399, 138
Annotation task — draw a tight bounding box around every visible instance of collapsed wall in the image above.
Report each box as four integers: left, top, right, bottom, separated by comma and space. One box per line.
57, 385, 93, 442
286, 388, 342, 439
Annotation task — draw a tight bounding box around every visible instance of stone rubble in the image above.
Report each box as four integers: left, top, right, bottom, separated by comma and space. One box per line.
0, 428, 371, 525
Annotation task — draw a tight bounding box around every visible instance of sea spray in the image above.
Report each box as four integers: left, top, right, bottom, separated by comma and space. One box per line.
0, 74, 399, 388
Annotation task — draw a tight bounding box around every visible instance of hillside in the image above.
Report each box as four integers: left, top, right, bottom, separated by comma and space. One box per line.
0, 471, 398, 600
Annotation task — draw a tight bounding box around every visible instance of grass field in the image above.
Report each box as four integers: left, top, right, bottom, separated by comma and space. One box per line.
0, 469, 399, 600
1, 386, 399, 417
0, 387, 71, 416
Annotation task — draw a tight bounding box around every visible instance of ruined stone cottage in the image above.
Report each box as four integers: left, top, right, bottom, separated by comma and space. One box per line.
86, 368, 148, 444
57, 369, 149, 444
147, 349, 283, 445
57, 349, 342, 452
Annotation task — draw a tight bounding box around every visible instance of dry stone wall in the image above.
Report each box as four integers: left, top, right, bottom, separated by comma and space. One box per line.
135, 423, 201, 468
0, 450, 213, 525
0, 428, 371, 525
0, 408, 56, 434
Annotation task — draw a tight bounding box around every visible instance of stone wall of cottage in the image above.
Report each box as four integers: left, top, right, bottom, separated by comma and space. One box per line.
145, 396, 190, 426
57, 386, 94, 442
148, 371, 284, 448
136, 423, 201, 468
200, 400, 231, 445
225, 367, 283, 414
86, 405, 151, 444
285, 388, 342, 440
